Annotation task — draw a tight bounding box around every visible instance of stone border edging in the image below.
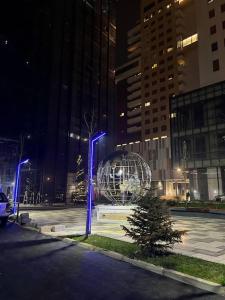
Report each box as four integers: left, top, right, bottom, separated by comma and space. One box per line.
62, 237, 225, 297
171, 207, 225, 216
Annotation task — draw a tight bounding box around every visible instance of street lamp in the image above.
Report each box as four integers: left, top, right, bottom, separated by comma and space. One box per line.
86, 132, 106, 236
13, 159, 29, 214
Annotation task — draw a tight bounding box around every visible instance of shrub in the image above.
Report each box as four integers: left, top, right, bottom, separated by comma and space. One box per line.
122, 194, 185, 256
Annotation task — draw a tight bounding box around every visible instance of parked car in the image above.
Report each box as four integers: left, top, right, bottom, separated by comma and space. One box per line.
0, 192, 12, 226
214, 194, 225, 202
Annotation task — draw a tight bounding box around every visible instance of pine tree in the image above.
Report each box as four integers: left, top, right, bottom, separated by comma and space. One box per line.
122, 194, 185, 256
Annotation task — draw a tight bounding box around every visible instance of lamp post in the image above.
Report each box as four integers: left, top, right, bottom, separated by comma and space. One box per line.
13, 159, 29, 214
86, 132, 106, 236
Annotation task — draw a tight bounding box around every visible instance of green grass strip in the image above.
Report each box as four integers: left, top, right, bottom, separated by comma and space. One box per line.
73, 235, 225, 286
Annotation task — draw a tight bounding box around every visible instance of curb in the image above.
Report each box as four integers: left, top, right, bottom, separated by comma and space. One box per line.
171, 208, 225, 217
62, 237, 225, 297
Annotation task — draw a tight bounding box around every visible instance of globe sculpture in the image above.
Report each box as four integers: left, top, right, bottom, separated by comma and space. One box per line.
97, 150, 151, 204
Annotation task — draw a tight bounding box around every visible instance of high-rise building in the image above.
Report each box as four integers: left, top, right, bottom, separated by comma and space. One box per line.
37, 0, 116, 202
116, 23, 142, 144
116, 0, 225, 198
196, 0, 225, 88
115, 0, 141, 144
141, 0, 199, 140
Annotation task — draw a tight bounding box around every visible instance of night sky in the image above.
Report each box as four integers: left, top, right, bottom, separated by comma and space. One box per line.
0, 0, 133, 139
0, 0, 35, 138
116, 0, 140, 66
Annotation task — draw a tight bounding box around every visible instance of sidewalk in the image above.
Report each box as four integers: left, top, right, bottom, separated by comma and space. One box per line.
25, 208, 225, 265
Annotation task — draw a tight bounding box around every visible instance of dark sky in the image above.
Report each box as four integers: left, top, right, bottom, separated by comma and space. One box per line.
116, 0, 140, 66
0, 0, 140, 137
0, 0, 35, 137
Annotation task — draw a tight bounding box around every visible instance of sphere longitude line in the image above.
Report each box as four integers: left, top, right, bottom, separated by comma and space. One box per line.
97, 152, 152, 204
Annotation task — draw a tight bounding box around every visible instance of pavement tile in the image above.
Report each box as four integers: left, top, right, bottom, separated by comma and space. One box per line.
25, 208, 225, 265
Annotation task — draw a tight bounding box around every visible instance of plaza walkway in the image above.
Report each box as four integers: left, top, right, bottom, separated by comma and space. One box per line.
25, 208, 225, 265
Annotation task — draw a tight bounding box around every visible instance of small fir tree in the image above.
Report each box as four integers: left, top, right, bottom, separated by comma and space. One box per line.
122, 193, 185, 256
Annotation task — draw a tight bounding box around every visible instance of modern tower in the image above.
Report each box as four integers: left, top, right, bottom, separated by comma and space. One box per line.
33, 0, 116, 202
116, 0, 225, 197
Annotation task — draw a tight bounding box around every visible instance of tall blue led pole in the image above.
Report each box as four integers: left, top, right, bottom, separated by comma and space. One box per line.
86, 132, 106, 236
13, 159, 29, 214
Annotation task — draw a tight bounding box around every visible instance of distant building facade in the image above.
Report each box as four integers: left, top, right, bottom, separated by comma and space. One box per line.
0, 138, 18, 198
170, 81, 225, 200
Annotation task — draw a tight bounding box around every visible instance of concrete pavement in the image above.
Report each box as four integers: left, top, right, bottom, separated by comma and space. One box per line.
24, 208, 225, 264
0, 224, 224, 300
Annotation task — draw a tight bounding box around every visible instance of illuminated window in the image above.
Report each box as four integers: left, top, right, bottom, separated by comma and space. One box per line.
152, 63, 158, 69
177, 34, 198, 48
171, 112, 176, 118
145, 102, 151, 107
167, 47, 173, 53
177, 58, 185, 66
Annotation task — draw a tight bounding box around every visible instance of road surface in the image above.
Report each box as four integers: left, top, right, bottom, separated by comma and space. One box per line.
0, 223, 223, 300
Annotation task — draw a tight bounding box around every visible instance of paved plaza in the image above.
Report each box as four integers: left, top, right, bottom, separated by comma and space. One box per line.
25, 208, 225, 264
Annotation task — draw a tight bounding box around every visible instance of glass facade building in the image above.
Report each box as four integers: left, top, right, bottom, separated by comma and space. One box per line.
32, 0, 116, 202
170, 81, 225, 200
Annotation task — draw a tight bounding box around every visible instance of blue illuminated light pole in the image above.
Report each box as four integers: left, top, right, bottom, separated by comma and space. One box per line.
13, 159, 29, 214
86, 132, 106, 236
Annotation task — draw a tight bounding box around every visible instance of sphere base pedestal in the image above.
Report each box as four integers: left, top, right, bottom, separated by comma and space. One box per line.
95, 205, 137, 223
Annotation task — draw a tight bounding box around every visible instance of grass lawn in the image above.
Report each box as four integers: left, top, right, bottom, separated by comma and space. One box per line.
73, 235, 225, 286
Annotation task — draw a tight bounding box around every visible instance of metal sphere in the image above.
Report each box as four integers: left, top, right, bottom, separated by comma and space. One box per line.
97, 150, 151, 204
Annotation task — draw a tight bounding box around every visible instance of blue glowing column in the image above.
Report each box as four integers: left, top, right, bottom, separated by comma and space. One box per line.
13, 159, 29, 214
86, 132, 106, 236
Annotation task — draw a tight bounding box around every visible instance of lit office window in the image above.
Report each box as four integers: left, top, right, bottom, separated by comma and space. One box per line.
177, 34, 198, 48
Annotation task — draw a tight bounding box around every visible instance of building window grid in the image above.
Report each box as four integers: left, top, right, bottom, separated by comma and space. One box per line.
171, 84, 225, 166
210, 25, 217, 35
211, 42, 218, 51
213, 59, 220, 72
209, 9, 215, 18
221, 3, 225, 12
